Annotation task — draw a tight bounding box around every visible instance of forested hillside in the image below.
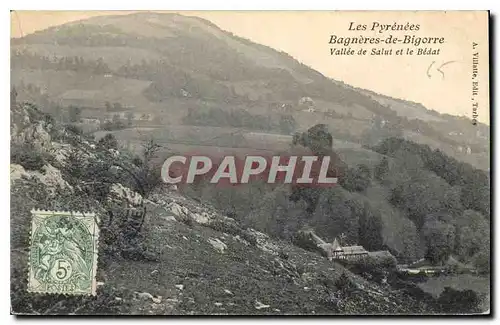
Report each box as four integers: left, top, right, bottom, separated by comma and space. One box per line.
183, 126, 490, 271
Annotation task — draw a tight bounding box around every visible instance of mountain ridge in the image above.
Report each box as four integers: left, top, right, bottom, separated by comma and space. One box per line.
10, 13, 491, 314
11, 12, 488, 126
10, 12, 489, 170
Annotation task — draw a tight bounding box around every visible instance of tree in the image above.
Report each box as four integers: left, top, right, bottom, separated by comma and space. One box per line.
460, 175, 490, 218
454, 210, 489, 262
292, 132, 302, 146
422, 215, 455, 264
97, 133, 118, 150
374, 157, 389, 181
373, 137, 490, 218
66, 147, 87, 180
112, 114, 125, 129
438, 287, 482, 313
278, 114, 297, 135
390, 173, 463, 229
312, 187, 361, 243
246, 185, 308, 239
133, 138, 163, 198
290, 124, 347, 214
398, 219, 422, 263
94, 57, 108, 74
126, 112, 134, 127
340, 164, 372, 192
306, 124, 333, 155
358, 201, 384, 251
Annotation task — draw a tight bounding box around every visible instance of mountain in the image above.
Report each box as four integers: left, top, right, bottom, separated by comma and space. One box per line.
11, 12, 489, 170
10, 13, 490, 314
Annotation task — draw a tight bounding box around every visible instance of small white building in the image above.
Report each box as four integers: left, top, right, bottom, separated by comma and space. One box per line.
321, 238, 369, 261
105, 112, 154, 121
81, 118, 101, 125
298, 96, 315, 112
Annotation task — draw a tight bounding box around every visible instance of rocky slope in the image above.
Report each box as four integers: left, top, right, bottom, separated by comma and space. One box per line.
10, 103, 442, 315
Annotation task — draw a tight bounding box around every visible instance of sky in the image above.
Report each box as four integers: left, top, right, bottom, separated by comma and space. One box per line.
10, 11, 490, 124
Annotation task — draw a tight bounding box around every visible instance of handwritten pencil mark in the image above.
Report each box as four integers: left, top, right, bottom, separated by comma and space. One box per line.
436, 61, 457, 79
426, 61, 435, 78
427, 60, 457, 79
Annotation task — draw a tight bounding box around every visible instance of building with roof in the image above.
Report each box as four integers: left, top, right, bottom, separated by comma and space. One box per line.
320, 237, 369, 261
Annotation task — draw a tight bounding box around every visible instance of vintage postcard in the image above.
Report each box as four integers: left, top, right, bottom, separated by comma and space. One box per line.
10, 11, 490, 315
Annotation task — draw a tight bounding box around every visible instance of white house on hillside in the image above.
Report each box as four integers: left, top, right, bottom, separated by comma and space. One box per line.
320, 238, 369, 261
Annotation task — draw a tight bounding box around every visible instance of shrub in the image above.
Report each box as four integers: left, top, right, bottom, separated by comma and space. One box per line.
291, 230, 324, 256
368, 251, 398, 269
340, 253, 396, 271
11, 144, 47, 171
338, 253, 397, 284
98, 133, 118, 150
335, 272, 356, 292
65, 124, 84, 135
437, 287, 482, 314
65, 148, 87, 180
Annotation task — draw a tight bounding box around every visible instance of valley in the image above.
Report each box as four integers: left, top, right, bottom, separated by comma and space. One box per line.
10, 12, 491, 315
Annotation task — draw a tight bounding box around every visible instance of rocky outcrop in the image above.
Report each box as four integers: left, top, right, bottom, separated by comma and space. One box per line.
25, 122, 52, 151
207, 237, 227, 253
10, 163, 73, 194
11, 104, 53, 151
10, 164, 29, 182
49, 142, 72, 166
109, 183, 143, 206
166, 201, 211, 225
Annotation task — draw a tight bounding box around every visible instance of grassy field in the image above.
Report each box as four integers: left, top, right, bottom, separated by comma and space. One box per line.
336, 147, 384, 168
313, 99, 374, 120
359, 89, 446, 123
12, 68, 153, 110
95, 125, 385, 170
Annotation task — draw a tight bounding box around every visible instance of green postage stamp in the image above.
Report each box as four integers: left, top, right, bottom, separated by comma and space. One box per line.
28, 210, 99, 296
